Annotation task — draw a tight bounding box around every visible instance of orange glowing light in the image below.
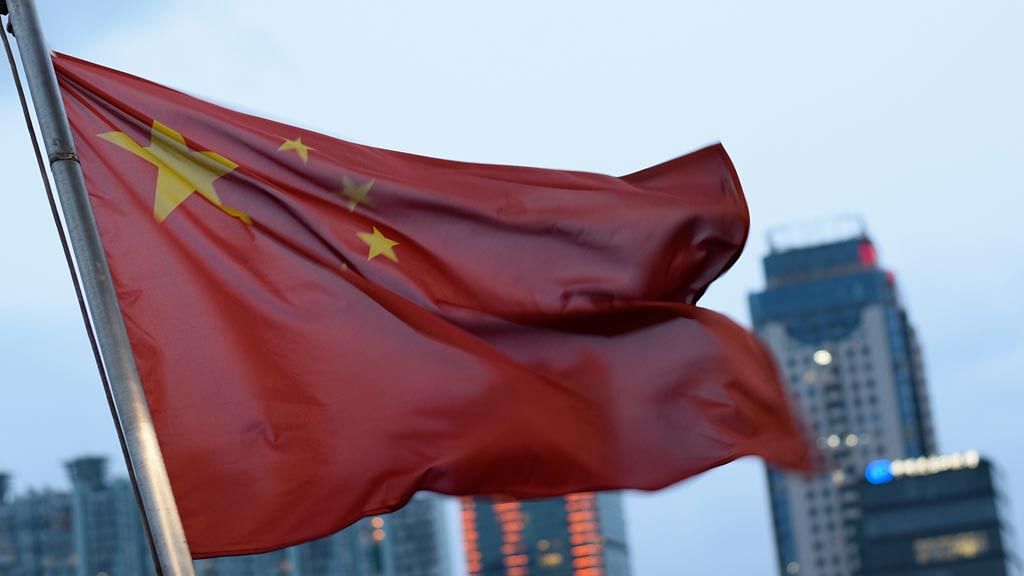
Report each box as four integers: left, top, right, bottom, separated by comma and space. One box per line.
504, 554, 529, 567
572, 544, 601, 557
568, 522, 596, 533
501, 521, 526, 532
567, 511, 595, 522
573, 555, 602, 568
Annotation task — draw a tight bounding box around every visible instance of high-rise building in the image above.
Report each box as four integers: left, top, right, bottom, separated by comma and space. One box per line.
0, 485, 74, 576
1, 459, 450, 576
65, 456, 155, 576
749, 224, 936, 576
857, 451, 1018, 575
0, 457, 155, 576
460, 492, 630, 576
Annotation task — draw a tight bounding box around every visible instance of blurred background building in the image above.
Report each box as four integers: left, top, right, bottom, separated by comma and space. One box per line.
0, 473, 74, 576
65, 457, 153, 576
857, 451, 1018, 575
0, 457, 451, 576
460, 493, 629, 576
750, 219, 937, 576
198, 492, 451, 576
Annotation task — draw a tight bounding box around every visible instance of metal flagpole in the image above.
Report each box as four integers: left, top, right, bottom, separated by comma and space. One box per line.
2, 1, 196, 574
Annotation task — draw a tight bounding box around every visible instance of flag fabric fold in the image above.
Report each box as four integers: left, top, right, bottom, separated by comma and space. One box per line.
53, 52, 811, 558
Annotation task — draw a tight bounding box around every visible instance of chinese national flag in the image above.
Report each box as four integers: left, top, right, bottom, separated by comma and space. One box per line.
54, 52, 811, 557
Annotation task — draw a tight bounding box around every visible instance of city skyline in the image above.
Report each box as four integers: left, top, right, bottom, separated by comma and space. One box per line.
1, 2, 1021, 574
0, 455, 452, 576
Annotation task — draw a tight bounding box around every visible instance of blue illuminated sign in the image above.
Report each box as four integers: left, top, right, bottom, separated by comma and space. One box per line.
865, 459, 893, 484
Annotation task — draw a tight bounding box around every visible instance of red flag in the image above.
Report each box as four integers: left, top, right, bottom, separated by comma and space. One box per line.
53, 52, 811, 557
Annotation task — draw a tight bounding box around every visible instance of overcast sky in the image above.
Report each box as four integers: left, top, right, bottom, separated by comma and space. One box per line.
1, 1, 1022, 574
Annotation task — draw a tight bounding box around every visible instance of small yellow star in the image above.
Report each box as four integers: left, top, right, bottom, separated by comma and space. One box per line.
357, 226, 399, 262
339, 175, 374, 212
278, 136, 314, 163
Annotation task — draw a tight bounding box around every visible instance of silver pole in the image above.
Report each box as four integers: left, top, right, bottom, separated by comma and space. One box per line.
4, 2, 196, 574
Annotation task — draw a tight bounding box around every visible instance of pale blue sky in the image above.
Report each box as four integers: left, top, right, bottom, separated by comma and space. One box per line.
1, 2, 1022, 574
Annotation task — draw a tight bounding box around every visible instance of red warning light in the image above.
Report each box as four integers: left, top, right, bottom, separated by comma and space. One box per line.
858, 241, 878, 267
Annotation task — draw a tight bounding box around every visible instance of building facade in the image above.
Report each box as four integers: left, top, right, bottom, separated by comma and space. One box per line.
0, 482, 74, 576
1, 459, 450, 576
857, 452, 1018, 575
198, 492, 451, 576
65, 457, 154, 576
750, 231, 936, 576
461, 493, 630, 576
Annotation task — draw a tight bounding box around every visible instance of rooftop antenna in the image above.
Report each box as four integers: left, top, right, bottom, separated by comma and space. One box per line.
766, 214, 868, 253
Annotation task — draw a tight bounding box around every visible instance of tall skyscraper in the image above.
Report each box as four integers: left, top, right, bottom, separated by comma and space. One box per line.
461, 493, 630, 576
749, 223, 936, 576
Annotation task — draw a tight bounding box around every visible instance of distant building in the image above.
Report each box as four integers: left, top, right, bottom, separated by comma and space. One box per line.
65, 456, 154, 576
750, 224, 936, 576
0, 457, 150, 576
0, 484, 74, 576
377, 493, 451, 576
2, 459, 450, 576
461, 492, 630, 576
198, 492, 451, 576
857, 451, 1019, 575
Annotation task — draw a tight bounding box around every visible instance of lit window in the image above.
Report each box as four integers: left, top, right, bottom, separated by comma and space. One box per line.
913, 531, 989, 565
539, 552, 564, 567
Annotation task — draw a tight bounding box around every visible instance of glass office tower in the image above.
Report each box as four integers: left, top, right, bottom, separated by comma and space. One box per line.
750, 227, 935, 576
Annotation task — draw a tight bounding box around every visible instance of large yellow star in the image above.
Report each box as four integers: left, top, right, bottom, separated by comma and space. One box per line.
278, 136, 314, 163
99, 121, 248, 223
357, 226, 399, 262
339, 175, 374, 212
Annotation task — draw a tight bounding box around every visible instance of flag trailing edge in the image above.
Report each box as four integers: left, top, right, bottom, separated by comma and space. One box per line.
52, 51, 814, 557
